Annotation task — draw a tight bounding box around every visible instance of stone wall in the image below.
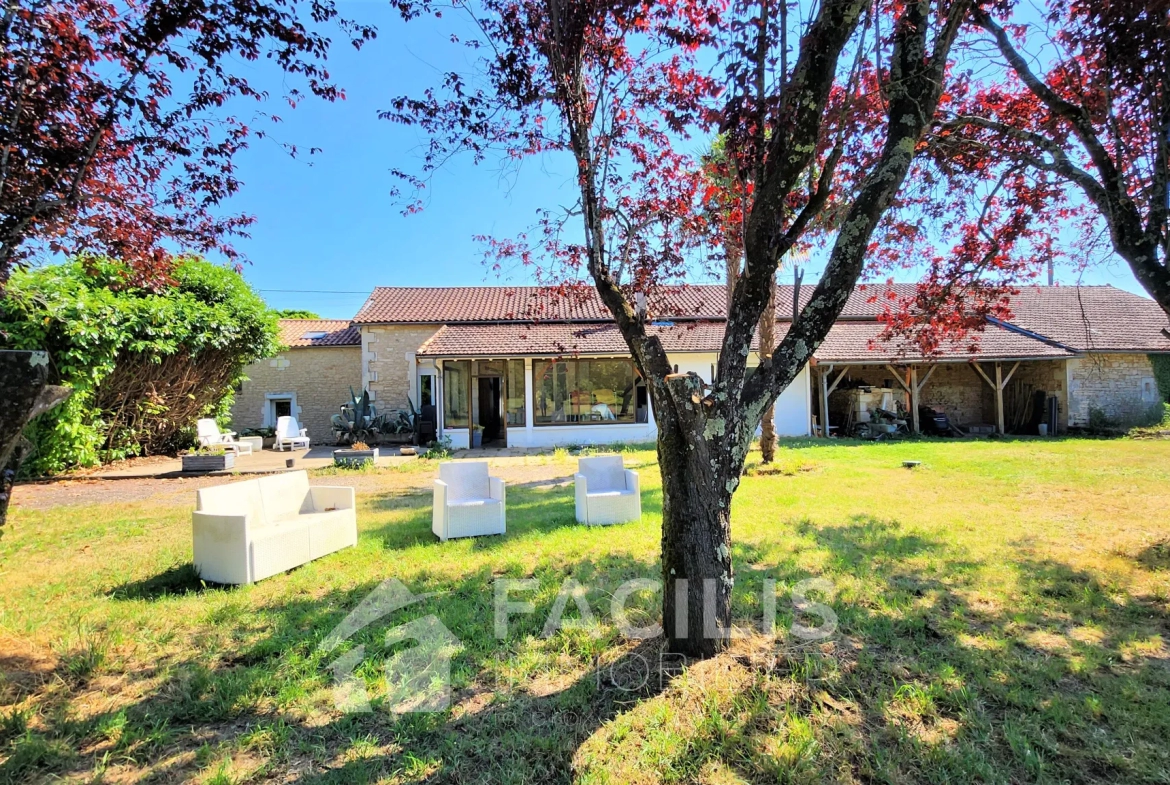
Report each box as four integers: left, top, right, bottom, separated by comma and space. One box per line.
918, 363, 991, 425
822, 363, 989, 427
1068, 353, 1161, 426
361, 325, 441, 411
821, 360, 1079, 432
1002, 359, 1068, 433
230, 346, 361, 444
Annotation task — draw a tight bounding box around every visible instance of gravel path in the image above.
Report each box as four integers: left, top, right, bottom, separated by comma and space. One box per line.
9, 458, 585, 511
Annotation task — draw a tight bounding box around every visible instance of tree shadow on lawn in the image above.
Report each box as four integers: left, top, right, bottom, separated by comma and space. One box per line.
745, 515, 1170, 783
571, 516, 1170, 783
0, 549, 676, 785
9, 510, 1170, 784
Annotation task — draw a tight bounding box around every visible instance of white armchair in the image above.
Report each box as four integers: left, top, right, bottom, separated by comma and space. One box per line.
432, 461, 506, 541
575, 455, 641, 525
275, 415, 310, 451
196, 418, 253, 455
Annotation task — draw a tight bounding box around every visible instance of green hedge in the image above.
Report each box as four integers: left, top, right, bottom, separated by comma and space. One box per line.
1152, 354, 1170, 403
0, 257, 280, 474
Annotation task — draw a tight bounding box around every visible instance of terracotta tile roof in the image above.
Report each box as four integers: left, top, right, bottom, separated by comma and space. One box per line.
417, 321, 740, 357
354, 285, 729, 324
812, 321, 1075, 363
992, 285, 1170, 352
416, 319, 1073, 362
278, 319, 360, 348
353, 284, 911, 325
359, 283, 1170, 355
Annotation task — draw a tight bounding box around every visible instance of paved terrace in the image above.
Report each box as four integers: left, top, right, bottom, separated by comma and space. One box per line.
82, 445, 559, 480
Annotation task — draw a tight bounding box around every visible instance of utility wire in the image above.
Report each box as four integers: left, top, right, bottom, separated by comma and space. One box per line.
258, 288, 370, 294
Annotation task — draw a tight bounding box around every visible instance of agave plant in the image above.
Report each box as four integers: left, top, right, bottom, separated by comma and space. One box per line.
331, 387, 380, 444
372, 396, 418, 436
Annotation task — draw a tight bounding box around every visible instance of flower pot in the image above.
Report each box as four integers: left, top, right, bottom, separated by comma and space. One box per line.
471, 430, 483, 448
182, 452, 235, 473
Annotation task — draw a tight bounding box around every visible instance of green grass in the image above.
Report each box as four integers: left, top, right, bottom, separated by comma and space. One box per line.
3, 437, 1170, 783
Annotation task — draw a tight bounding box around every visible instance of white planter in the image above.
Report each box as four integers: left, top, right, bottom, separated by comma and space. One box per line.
182, 453, 236, 472
238, 436, 264, 453
333, 448, 379, 467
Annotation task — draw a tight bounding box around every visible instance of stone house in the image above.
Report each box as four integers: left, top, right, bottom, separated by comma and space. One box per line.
230, 320, 361, 443
231, 285, 1170, 446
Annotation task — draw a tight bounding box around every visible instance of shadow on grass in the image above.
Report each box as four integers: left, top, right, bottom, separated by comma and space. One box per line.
1134, 539, 1170, 571
105, 563, 229, 601
574, 515, 1170, 783
9, 505, 1170, 783
0, 543, 672, 785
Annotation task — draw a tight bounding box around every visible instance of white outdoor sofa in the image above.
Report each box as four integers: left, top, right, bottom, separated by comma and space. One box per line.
196, 418, 253, 455
192, 471, 356, 584
575, 455, 641, 525
275, 415, 310, 451
432, 461, 506, 541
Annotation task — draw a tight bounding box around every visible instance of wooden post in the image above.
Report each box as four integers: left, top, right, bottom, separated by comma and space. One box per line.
820, 366, 831, 437
994, 362, 1005, 435
910, 365, 937, 434
823, 367, 833, 439
971, 361, 1020, 435
910, 366, 920, 433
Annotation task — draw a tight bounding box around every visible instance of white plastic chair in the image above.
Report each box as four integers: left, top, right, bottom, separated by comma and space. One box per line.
432, 461, 506, 541
196, 418, 253, 455
575, 455, 640, 525
275, 416, 310, 451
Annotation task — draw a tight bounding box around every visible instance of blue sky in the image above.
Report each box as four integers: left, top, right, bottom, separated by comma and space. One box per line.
222, 2, 1152, 319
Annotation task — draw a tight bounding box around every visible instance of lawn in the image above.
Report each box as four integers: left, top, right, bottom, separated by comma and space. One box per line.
2, 437, 1170, 784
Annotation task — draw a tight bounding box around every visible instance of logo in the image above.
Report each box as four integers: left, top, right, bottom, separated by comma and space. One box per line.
318, 579, 460, 714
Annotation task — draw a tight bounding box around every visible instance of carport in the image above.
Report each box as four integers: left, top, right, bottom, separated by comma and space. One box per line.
809, 321, 1076, 436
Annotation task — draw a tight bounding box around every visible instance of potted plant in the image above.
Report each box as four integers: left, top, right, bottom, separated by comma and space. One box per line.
182, 446, 235, 472
471, 424, 484, 448
333, 440, 379, 468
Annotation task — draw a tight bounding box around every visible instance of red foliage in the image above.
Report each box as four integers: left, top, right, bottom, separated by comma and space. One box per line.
0, 0, 375, 289
885, 0, 1170, 348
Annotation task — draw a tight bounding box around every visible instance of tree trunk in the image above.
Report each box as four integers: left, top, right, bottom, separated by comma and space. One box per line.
658, 419, 735, 659
652, 365, 751, 660
758, 277, 776, 464
0, 351, 70, 531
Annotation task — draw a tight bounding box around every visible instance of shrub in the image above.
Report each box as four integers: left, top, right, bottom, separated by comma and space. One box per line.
1151, 355, 1170, 402
1129, 403, 1170, 439
0, 256, 280, 474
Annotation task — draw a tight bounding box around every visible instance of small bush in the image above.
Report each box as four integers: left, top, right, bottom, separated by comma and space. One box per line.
1087, 406, 1119, 431
421, 437, 454, 460
1129, 403, 1170, 439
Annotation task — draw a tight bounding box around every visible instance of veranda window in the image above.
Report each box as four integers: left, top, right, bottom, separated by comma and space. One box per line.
443, 360, 470, 428
506, 359, 526, 426
533, 358, 637, 425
